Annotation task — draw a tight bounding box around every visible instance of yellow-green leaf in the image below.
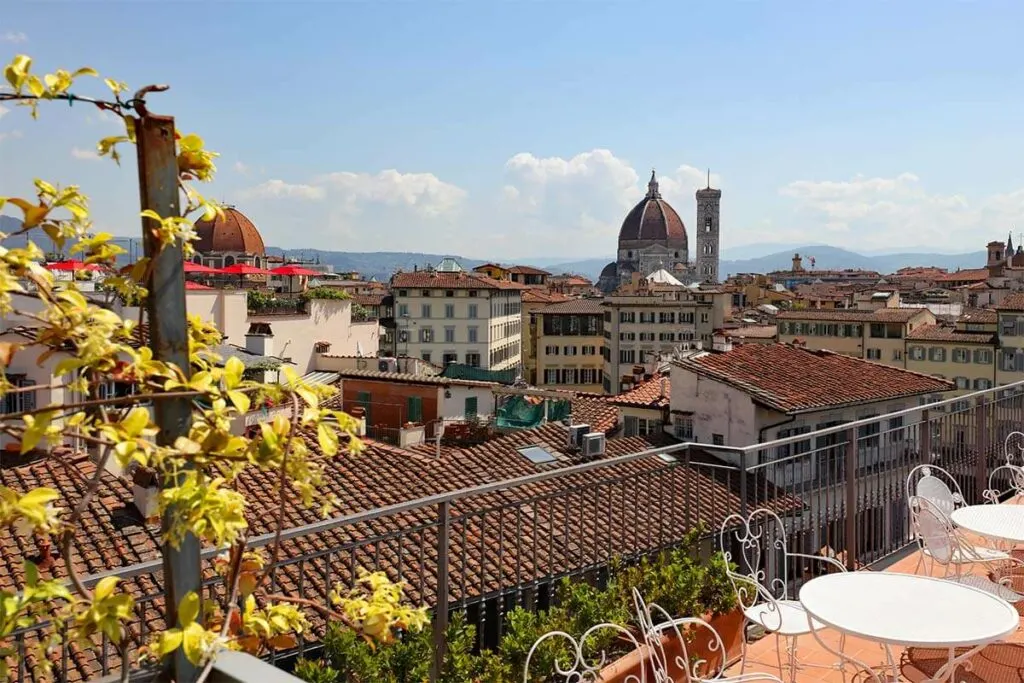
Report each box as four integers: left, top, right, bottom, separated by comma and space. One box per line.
227, 390, 250, 414
18, 487, 58, 507
71, 67, 99, 78
94, 576, 119, 601
178, 592, 200, 627
121, 406, 150, 437
156, 629, 183, 656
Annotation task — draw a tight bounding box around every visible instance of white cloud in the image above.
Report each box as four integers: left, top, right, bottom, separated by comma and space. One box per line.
233, 161, 250, 175
776, 173, 984, 249
315, 170, 467, 217
71, 146, 100, 161
239, 179, 325, 201
0, 130, 22, 145
1, 31, 27, 44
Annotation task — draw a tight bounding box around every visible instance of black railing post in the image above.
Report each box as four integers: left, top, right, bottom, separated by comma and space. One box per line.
975, 397, 989, 504
920, 408, 931, 465
431, 500, 451, 682
844, 427, 857, 570
136, 103, 199, 683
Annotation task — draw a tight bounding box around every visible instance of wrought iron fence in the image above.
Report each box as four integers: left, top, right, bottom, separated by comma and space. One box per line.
7, 381, 1024, 682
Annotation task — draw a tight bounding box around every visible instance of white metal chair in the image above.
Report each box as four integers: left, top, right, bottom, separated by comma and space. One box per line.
906, 464, 1012, 571
631, 588, 783, 683
909, 495, 1024, 602
1005, 430, 1024, 465
719, 508, 847, 683
522, 619, 645, 682
983, 463, 1024, 505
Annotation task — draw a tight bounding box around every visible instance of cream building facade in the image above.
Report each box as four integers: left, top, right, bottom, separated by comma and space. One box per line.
602, 277, 730, 394
533, 299, 605, 393
391, 267, 525, 372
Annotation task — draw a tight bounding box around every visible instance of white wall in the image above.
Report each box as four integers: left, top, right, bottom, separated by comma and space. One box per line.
0, 332, 75, 452
252, 300, 379, 375
441, 385, 496, 420
669, 365, 758, 458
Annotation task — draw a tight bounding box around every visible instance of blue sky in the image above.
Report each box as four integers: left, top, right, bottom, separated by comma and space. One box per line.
2, 1, 1024, 260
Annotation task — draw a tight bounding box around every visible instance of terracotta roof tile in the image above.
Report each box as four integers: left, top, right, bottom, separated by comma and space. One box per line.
352, 293, 385, 307
722, 325, 777, 340
959, 308, 997, 323
777, 308, 926, 323
995, 293, 1024, 312
905, 324, 996, 344
392, 271, 525, 291
335, 368, 496, 387
534, 299, 605, 315
608, 374, 670, 409
934, 268, 989, 283
522, 290, 570, 304
506, 265, 551, 275
674, 343, 954, 413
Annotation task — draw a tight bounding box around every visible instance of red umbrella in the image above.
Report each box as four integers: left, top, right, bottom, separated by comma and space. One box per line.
270, 265, 319, 276
220, 263, 271, 275
184, 261, 223, 274
185, 281, 214, 290
46, 260, 103, 272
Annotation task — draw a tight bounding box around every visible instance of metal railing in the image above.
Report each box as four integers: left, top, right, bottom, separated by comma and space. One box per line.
7, 381, 1024, 682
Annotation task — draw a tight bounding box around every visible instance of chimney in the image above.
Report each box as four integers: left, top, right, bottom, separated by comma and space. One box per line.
712, 333, 733, 353
659, 376, 668, 399
245, 324, 274, 357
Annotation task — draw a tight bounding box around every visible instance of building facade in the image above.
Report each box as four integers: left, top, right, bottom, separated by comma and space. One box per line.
533, 299, 605, 392
391, 267, 524, 372
602, 281, 730, 394
598, 170, 722, 292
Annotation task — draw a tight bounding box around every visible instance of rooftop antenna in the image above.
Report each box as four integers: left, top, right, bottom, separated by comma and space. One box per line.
706, 168, 711, 189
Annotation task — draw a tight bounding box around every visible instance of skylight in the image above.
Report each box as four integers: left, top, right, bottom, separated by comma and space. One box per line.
518, 446, 558, 465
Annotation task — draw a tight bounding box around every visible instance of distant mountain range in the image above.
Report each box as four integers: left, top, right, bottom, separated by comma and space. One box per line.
0, 215, 987, 282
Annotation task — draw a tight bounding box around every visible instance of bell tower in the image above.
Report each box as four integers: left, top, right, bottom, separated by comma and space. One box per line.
695, 170, 722, 283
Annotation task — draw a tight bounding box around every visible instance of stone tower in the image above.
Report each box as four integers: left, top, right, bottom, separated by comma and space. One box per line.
695, 174, 722, 283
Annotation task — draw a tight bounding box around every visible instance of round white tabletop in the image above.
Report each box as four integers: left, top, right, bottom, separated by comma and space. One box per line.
951, 504, 1024, 544
799, 572, 1019, 648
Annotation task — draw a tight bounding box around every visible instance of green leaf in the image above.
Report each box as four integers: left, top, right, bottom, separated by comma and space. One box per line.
71, 67, 98, 78
93, 576, 119, 601
227, 390, 250, 414
178, 592, 200, 627
157, 629, 184, 656
181, 622, 206, 664
23, 560, 39, 588
224, 356, 244, 388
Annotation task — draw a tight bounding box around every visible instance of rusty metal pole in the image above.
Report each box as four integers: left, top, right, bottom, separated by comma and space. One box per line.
135, 103, 199, 683
974, 397, 989, 504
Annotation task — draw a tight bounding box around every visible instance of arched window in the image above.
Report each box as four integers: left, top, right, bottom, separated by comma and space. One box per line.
224, 255, 235, 266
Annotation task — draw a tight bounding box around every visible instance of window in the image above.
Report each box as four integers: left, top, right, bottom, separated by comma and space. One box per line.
445, 290, 454, 298
952, 348, 970, 363
892, 349, 903, 361
465, 352, 481, 367
888, 415, 905, 442
444, 327, 455, 343
468, 304, 478, 319
909, 345, 926, 361
858, 417, 880, 451
659, 312, 675, 324
464, 396, 478, 418
580, 368, 600, 384
544, 369, 559, 384
563, 346, 578, 356
467, 326, 478, 343
398, 304, 409, 317
776, 425, 812, 459
421, 352, 431, 362
442, 352, 457, 365
518, 446, 557, 464
674, 416, 694, 440
469, 290, 478, 298
619, 332, 636, 341
421, 304, 432, 318
928, 347, 946, 362
620, 311, 636, 323
866, 348, 881, 360
406, 397, 423, 423
973, 378, 993, 390
545, 345, 559, 355
712, 433, 724, 446
445, 304, 455, 318
2, 376, 36, 415
974, 349, 993, 365
581, 345, 596, 355
954, 376, 970, 390
419, 327, 433, 343
619, 349, 636, 363
355, 391, 372, 423
398, 289, 408, 297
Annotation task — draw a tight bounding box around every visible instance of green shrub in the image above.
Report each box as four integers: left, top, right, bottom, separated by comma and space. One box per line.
302, 286, 350, 301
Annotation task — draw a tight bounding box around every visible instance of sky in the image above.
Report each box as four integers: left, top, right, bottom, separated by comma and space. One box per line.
2, 1, 1024, 261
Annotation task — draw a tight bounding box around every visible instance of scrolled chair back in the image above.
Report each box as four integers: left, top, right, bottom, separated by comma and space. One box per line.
522, 620, 645, 683
718, 508, 790, 632
909, 495, 955, 566
905, 464, 964, 519
1005, 431, 1024, 466
984, 463, 1024, 504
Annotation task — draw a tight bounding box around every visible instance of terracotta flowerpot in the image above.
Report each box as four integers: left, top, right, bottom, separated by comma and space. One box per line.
598, 609, 745, 683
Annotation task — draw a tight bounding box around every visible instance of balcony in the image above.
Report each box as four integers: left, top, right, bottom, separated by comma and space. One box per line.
7, 382, 1024, 682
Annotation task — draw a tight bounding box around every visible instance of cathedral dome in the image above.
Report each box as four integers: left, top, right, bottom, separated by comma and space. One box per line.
617, 171, 687, 244
194, 206, 266, 255
600, 262, 618, 278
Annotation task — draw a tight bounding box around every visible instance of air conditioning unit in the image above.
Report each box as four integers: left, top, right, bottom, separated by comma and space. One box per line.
378, 359, 390, 372
566, 424, 590, 449
582, 432, 605, 459
380, 357, 398, 373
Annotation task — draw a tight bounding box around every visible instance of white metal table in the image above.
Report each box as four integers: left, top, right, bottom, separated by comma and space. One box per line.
799, 571, 1019, 682
951, 504, 1024, 545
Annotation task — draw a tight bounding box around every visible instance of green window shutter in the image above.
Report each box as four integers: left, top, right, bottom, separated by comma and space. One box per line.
356, 391, 372, 423
465, 396, 478, 418
407, 396, 423, 423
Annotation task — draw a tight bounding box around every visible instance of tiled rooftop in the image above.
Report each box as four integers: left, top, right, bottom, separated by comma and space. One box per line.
607, 373, 670, 409
960, 307, 998, 323
934, 267, 990, 282
776, 308, 926, 323
673, 343, 955, 413
722, 325, 777, 340
391, 271, 525, 290
332, 367, 497, 387
506, 265, 551, 275
534, 298, 605, 315
906, 323, 996, 344
522, 289, 572, 304
995, 293, 1024, 312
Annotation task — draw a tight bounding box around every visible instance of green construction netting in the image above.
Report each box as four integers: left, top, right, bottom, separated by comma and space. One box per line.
440, 364, 518, 385
496, 395, 545, 429
547, 399, 571, 422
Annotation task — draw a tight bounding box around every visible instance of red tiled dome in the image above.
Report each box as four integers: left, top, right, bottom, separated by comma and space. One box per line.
618, 171, 687, 244
194, 206, 266, 255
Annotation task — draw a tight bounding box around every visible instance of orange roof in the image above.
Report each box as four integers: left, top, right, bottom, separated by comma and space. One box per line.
522, 289, 571, 304
535, 299, 605, 315
777, 308, 926, 323
392, 271, 524, 290
934, 268, 989, 283
723, 325, 777, 340
507, 265, 551, 275
675, 343, 953, 413
995, 292, 1024, 312
906, 324, 995, 344
608, 374, 670, 409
